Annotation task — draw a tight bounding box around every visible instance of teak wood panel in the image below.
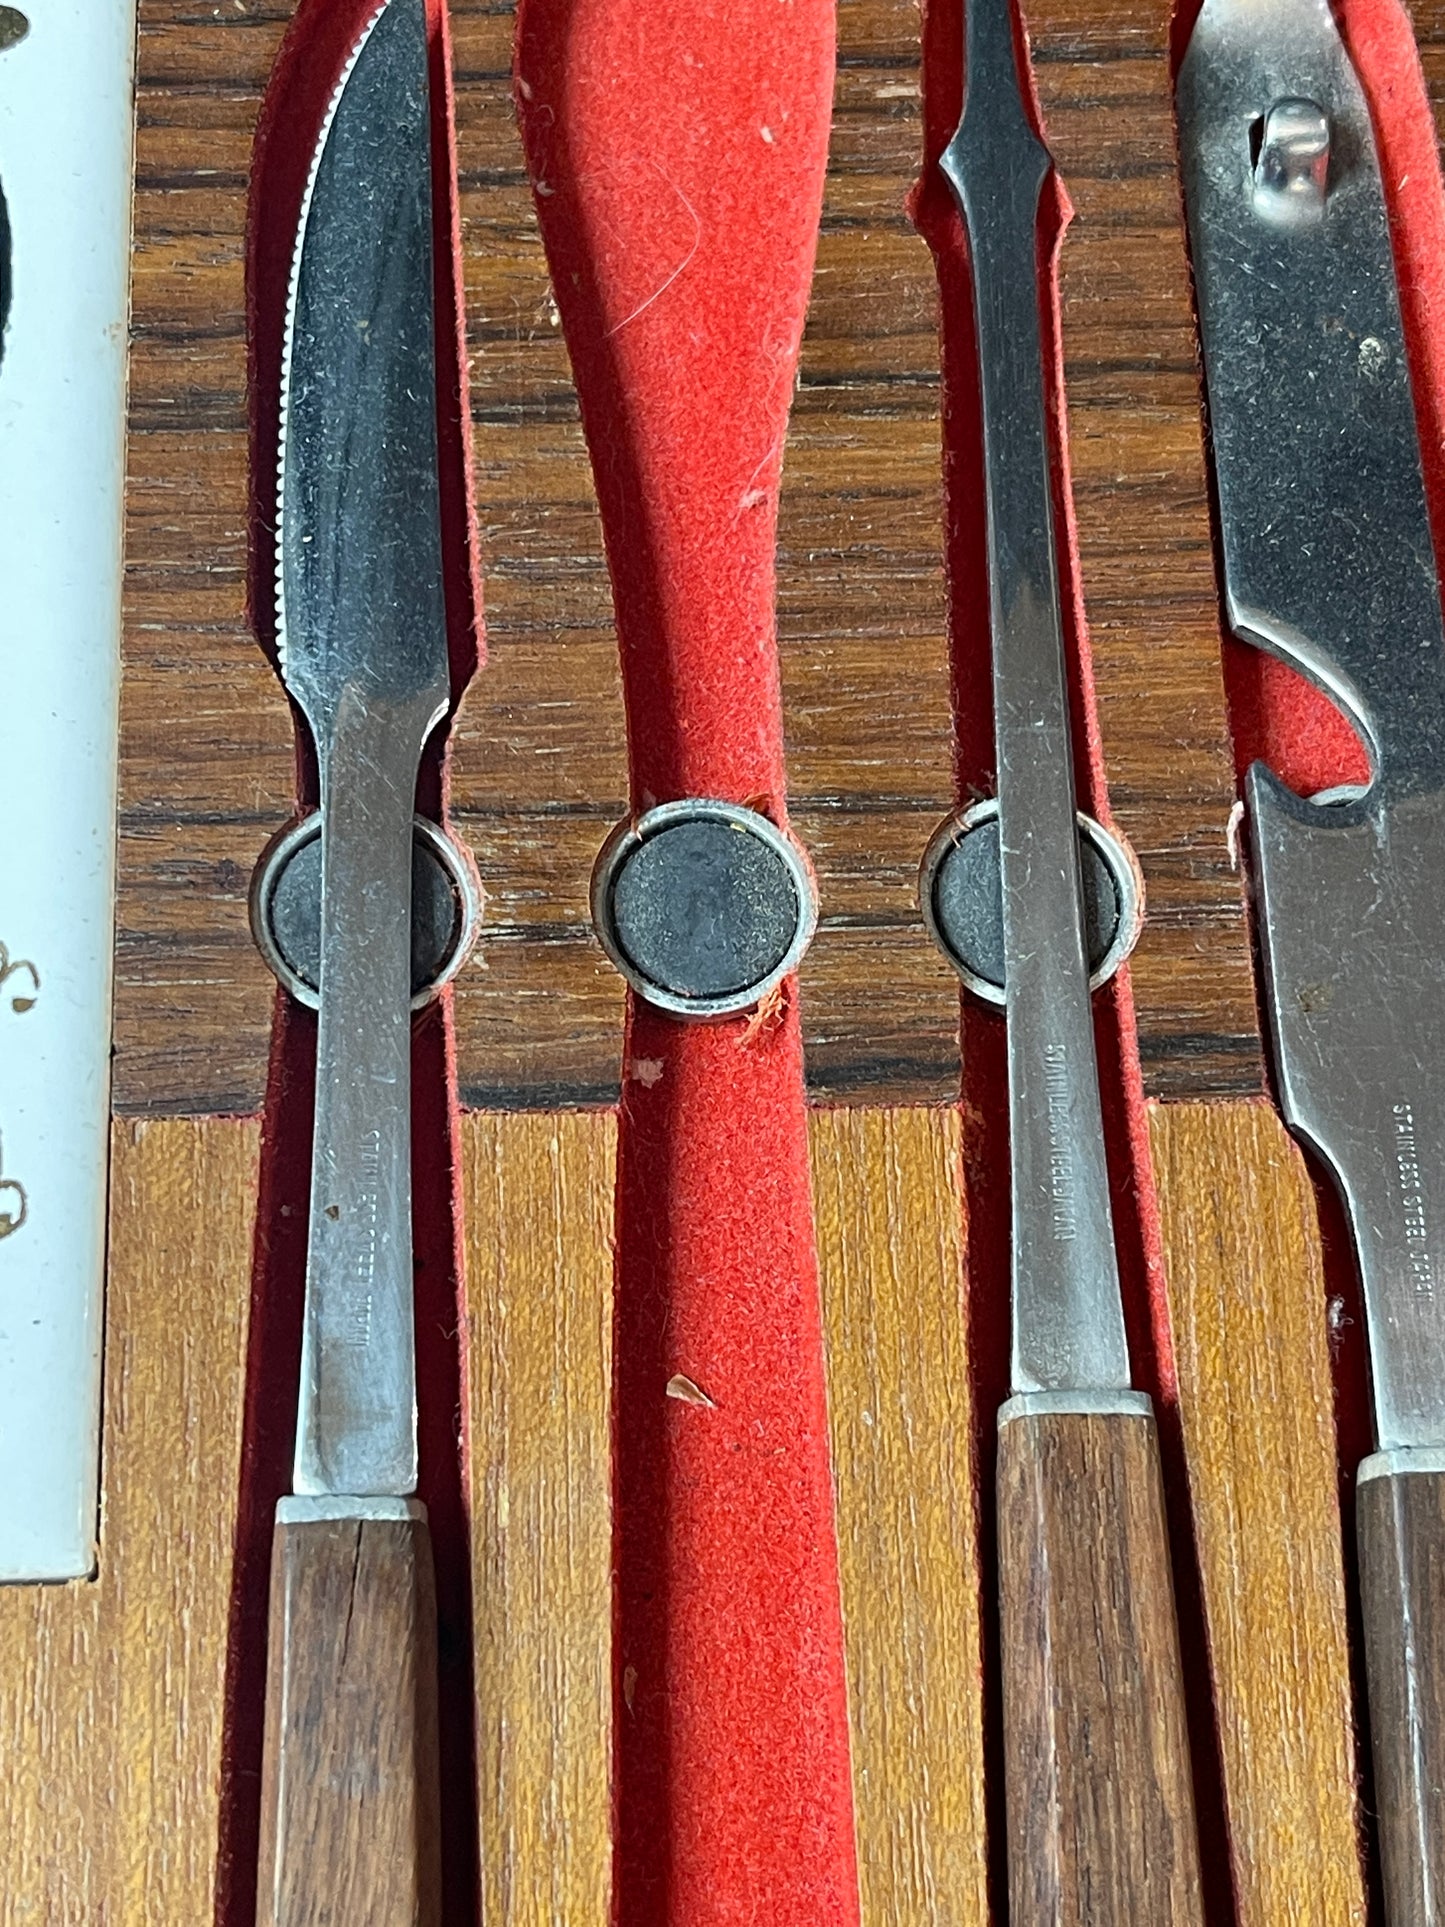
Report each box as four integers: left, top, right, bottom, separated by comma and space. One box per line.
0, 1105, 1369, 1922
448, 0, 628, 1114
121, 0, 632, 1122
781, 0, 961, 1108
124, 5, 293, 1119
462, 1109, 616, 1927
120, 0, 1268, 1118
0, 1119, 256, 1924
1150, 1100, 1366, 1927
809, 1105, 990, 1927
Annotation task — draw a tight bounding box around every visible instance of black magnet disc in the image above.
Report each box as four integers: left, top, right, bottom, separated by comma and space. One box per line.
605, 815, 805, 1005
264, 821, 463, 1002
927, 812, 1123, 996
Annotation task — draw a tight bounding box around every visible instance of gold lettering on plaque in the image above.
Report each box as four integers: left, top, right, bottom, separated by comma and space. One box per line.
0, 944, 39, 1013
0, 1134, 27, 1238
0, 949, 36, 1235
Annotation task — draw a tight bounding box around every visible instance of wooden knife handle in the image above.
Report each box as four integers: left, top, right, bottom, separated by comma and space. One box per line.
257, 1499, 442, 1927
997, 1394, 1204, 1926
1358, 1452, 1445, 1925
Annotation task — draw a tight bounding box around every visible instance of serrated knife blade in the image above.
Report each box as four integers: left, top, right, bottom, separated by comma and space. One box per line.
256, 2, 447, 1914
1178, 1, 1445, 1912
278, 0, 449, 1500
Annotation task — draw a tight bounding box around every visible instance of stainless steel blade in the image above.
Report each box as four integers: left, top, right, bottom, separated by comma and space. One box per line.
1180, 0, 1445, 1451
940, 0, 1129, 1394
277, 0, 449, 1496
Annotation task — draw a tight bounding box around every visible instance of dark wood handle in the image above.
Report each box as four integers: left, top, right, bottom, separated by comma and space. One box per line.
997, 1397, 1204, 1926
1358, 1456, 1445, 1925
257, 1501, 442, 1927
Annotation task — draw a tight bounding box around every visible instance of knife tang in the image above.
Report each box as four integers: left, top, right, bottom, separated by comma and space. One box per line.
295, 692, 439, 1498
1179, 0, 1445, 1911
942, 0, 1203, 1913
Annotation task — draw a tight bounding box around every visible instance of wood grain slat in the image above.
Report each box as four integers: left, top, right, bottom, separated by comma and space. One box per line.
782, 0, 960, 1109
120, 6, 292, 1118
0, 1118, 257, 1923
462, 1109, 616, 1927
122, 2, 630, 1118
809, 1105, 989, 1927
450, 0, 628, 1112
1149, 1099, 1367, 1927
997, 1404, 1204, 1925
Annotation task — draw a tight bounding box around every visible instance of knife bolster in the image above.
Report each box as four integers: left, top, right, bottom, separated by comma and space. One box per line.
1358, 1450, 1445, 1926
257, 1497, 442, 1927
997, 1393, 1204, 1926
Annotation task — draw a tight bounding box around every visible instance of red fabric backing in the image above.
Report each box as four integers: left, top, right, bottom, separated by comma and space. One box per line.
222, 0, 1445, 1916
515, 4, 862, 1921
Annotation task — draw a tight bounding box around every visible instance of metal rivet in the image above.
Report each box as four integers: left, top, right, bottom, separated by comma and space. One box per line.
592, 799, 817, 1020
919, 798, 1143, 1006
1252, 98, 1330, 226
249, 814, 482, 1011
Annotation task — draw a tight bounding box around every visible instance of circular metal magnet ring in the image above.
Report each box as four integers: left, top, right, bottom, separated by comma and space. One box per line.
919, 798, 1143, 1007
249, 813, 482, 1012
592, 799, 818, 1020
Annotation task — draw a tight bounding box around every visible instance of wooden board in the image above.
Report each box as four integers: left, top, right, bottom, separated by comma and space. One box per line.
462, 1109, 616, 1927
1150, 1100, 1366, 1927
121, 0, 631, 1121
781, 0, 959, 1108
0, 1105, 1371, 1923
120, 0, 1259, 1117
449, 0, 628, 1113
0, 1118, 256, 1923
809, 1105, 990, 1927
123, 5, 292, 1118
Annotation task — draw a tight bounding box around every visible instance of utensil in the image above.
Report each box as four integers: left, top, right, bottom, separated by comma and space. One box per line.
940, 0, 1204, 1914
256, 1, 448, 1917
1179, 0, 1445, 1913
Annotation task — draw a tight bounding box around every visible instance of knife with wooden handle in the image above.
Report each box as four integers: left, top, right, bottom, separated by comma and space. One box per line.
939, 0, 1205, 1917
1179, 3, 1445, 1915
256, 3, 449, 1920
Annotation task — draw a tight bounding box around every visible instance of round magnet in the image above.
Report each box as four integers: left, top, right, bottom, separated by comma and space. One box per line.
592, 799, 818, 1020
920, 798, 1142, 1006
249, 812, 482, 1011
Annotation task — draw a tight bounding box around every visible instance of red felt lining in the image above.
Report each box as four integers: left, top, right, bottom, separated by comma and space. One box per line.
218, 3, 481, 1922
216, 0, 1445, 1913
514, 4, 862, 1920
